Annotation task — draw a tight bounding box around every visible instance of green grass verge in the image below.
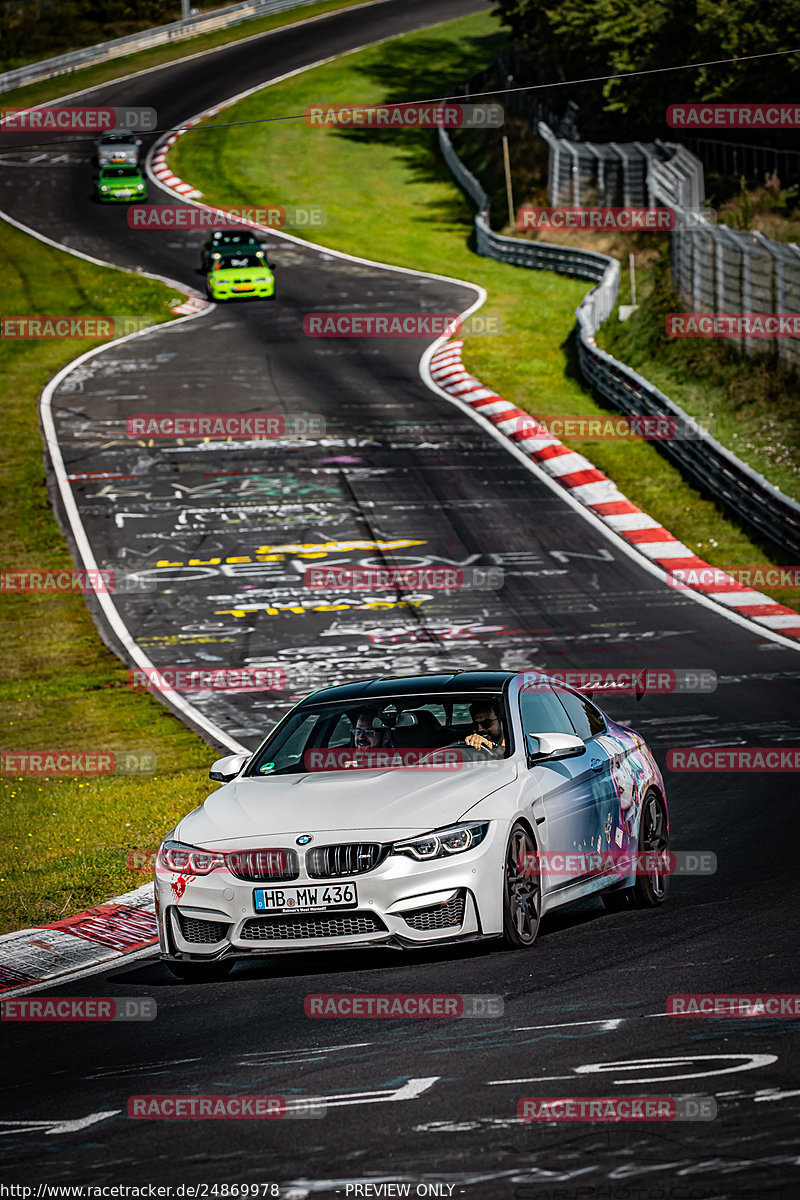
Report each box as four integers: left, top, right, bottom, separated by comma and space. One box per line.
1, 0, 370, 109
0, 221, 215, 935
169, 11, 800, 614
597, 248, 800, 503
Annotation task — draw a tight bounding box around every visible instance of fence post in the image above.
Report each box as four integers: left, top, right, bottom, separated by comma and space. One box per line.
741, 238, 755, 357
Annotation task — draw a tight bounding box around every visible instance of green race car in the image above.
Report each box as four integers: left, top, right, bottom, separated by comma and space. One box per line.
206, 250, 275, 301
96, 165, 147, 203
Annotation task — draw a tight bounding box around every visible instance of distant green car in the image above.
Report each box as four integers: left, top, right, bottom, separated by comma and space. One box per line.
206, 251, 275, 301
96, 165, 147, 203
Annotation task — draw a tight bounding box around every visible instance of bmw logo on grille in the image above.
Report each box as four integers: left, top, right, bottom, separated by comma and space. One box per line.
296, 834, 314, 846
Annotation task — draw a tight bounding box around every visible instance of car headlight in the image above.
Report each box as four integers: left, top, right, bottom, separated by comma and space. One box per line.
157, 839, 224, 875
392, 822, 488, 861
100, 186, 108, 191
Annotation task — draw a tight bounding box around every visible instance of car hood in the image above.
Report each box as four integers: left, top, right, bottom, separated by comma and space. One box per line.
213, 267, 270, 278
176, 761, 518, 847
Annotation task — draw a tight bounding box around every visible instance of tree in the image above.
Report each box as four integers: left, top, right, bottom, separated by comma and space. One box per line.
492, 0, 800, 138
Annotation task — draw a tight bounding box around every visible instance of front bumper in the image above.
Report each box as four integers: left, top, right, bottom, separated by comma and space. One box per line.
208, 283, 274, 300
98, 190, 147, 203
155, 823, 507, 960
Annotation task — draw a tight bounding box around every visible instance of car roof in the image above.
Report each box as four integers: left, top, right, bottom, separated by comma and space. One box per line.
298, 671, 518, 706
99, 132, 136, 140
209, 229, 258, 239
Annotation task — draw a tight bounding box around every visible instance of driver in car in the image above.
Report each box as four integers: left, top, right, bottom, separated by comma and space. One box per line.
465, 702, 506, 756
352, 708, 394, 750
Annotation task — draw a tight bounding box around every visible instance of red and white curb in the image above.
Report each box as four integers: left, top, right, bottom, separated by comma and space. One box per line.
151, 119, 204, 198
429, 341, 800, 641
0, 885, 156, 993
172, 293, 211, 315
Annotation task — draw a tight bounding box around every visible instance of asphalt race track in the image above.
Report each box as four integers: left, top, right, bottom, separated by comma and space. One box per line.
1, 0, 800, 1193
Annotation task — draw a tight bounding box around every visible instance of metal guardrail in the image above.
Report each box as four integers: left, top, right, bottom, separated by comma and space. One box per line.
0, 0, 324, 94
439, 127, 800, 558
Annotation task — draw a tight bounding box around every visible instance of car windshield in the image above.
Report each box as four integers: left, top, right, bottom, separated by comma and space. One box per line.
101, 134, 135, 144
215, 254, 262, 269
247, 693, 511, 776
213, 234, 258, 246
104, 167, 139, 177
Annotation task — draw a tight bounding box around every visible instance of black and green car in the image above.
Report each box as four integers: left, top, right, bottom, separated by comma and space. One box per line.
201, 228, 265, 272
206, 250, 275, 301
96, 165, 147, 203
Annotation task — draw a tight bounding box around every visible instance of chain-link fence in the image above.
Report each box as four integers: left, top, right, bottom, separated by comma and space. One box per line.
686, 138, 800, 188
537, 123, 800, 369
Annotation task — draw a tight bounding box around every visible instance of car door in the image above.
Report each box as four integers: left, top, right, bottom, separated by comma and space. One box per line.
515, 683, 599, 898
554, 688, 623, 892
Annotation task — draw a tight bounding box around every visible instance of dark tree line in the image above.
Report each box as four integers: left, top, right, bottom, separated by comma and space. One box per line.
492, 0, 800, 139
1, 1, 207, 69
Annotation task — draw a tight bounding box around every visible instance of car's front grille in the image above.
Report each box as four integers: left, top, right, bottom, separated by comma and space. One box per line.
306, 843, 386, 878
240, 913, 387, 941
227, 849, 299, 883
177, 914, 230, 944
402, 893, 465, 931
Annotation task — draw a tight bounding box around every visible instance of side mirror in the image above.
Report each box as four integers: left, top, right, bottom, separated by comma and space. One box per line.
209, 752, 248, 783
526, 732, 585, 765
